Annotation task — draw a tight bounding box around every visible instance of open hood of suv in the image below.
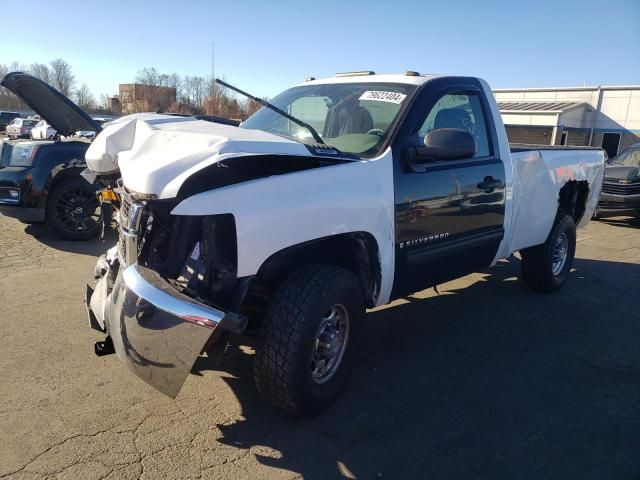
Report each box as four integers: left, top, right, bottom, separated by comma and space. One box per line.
1, 72, 101, 137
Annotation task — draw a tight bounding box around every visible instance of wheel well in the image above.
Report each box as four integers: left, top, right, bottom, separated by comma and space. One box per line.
241, 233, 381, 325
558, 180, 589, 224
47, 166, 85, 197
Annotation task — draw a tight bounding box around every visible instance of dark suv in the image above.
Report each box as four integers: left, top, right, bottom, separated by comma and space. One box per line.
0, 111, 20, 132
0, 72, 104, 239
0, 139, 100, 239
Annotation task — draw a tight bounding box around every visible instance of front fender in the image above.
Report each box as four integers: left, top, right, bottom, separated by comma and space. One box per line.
171, 149, 396, 305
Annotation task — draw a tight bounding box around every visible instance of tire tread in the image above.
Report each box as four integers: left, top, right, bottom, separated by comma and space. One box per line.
254, 264, 360, 415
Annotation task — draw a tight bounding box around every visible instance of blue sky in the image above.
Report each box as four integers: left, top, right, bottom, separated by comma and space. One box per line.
2, 0, 639, 98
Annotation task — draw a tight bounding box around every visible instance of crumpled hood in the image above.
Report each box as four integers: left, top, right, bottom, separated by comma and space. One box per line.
85, 113, 314, 199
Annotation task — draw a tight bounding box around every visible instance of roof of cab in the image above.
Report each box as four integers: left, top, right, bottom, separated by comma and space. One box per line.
297, 72, 442, 87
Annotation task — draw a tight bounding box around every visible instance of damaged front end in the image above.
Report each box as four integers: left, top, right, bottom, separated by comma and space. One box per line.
86, 191, 246, 398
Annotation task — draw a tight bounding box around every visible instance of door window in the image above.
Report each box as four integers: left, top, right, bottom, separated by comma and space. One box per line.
417, 93, 491, 158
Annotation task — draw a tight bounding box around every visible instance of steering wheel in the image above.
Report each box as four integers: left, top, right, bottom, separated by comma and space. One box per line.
366, 128, 385, 136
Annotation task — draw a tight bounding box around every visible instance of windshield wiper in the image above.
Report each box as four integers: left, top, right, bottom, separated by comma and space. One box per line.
215, 78, 324, 144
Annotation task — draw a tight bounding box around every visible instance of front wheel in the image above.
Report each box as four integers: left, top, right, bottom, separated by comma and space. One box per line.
254, 264, 364, 417
520, 214, 576, 293
46, 177, 100, 240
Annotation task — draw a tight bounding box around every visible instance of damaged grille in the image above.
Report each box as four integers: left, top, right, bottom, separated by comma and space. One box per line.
601, 181, 640, 195
117, 193, 147, 266
116, 192, 239, 309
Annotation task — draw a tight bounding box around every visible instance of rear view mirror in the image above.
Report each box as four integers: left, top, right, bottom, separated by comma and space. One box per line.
413, 128, 477, 163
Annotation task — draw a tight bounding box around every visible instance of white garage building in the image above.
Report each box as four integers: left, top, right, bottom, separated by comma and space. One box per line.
494, 85, 640, 158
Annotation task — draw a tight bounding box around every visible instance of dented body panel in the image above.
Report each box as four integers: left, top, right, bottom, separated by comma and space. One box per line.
500, 148, 604, 260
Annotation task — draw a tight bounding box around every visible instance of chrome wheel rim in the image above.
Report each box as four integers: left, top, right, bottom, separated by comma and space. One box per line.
552, 233, 569, 275
310, 304, 350, 384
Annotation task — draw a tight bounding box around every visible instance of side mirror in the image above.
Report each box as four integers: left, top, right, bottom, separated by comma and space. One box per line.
412, 128, 477, 163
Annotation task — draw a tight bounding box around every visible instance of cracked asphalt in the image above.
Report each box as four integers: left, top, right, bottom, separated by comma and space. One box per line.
0, 210, 639, 479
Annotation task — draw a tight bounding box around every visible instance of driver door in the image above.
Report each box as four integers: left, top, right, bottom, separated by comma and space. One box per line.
391, 78, 506, 298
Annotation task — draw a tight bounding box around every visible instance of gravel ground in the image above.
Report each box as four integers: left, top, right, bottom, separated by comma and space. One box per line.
0, 213, 639, 480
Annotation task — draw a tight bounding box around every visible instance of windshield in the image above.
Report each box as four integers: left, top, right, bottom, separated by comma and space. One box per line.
241, 82, 416, 157
609, 145, 640, 167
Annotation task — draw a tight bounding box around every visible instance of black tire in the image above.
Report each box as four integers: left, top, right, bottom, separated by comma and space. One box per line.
46, 177, 100, 240
520, 214, 576, 293
254, 264, 364, 417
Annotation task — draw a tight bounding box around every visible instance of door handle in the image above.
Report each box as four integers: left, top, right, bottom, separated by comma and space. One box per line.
477, 176, 502, 193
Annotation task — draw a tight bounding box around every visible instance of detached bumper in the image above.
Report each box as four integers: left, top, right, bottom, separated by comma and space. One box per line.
87, 263, 246, 397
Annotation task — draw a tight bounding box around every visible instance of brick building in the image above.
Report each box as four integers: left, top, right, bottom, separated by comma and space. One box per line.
117, 83, 177, 115
494, 85, 640, 158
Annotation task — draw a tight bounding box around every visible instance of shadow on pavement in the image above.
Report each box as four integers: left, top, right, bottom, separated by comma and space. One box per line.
194, 256, 640, 479
23, 223, 117, 256
597, 215, 640, 230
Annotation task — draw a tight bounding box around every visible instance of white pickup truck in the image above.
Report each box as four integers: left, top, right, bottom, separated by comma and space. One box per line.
79, 72, 604, 416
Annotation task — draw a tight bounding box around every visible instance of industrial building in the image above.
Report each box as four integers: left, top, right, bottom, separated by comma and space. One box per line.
494, 85, 640, 158
108, 83, 177, 115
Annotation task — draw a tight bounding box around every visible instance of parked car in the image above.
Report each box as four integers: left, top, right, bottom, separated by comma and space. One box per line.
596, 142, 640, 218
80, 71, 605, 416
76, 118, 110, 139
30, 119, 57, 140
0, 111, 20, 132
0, 72, 104, 239
5, 118, 38, 139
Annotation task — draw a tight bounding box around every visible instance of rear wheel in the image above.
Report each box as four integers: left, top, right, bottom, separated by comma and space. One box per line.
46, 177, 100, 240
254, 264, 364, 417
520, 214, 576, 293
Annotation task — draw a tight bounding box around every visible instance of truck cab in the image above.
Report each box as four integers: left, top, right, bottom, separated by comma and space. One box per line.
83, 71, 605, 416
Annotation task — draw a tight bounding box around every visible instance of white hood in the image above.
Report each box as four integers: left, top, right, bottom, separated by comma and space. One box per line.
85, 113, 314, 199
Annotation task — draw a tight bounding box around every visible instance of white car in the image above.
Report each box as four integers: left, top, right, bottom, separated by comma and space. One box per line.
76, 118, 110, 139
30, 120, 57, 140
5, 118, 38, 139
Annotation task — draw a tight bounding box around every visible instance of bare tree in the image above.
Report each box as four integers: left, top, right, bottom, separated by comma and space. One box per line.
29, 63, 51, 83
75, 83, 96, 111
135, 67, 159, 85
9, 61, 27, 72
181, 75, 194, 105
49, 58, 75, 95
244, 98, 262, 117
99, 93, 111, 108
167, 73, 181, 90
0, 63, 26, 110
191, 76, 206, 111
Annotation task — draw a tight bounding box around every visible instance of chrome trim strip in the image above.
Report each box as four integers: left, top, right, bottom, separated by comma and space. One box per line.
123, 202, 144, 231
122, 264, 225, 329
120, 229, 138, 266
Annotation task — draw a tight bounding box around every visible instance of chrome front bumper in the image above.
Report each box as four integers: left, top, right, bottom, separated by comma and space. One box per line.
86, 261, 246, 397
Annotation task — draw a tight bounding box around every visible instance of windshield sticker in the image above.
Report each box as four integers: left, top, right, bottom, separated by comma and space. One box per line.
359, 91, 407, 104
